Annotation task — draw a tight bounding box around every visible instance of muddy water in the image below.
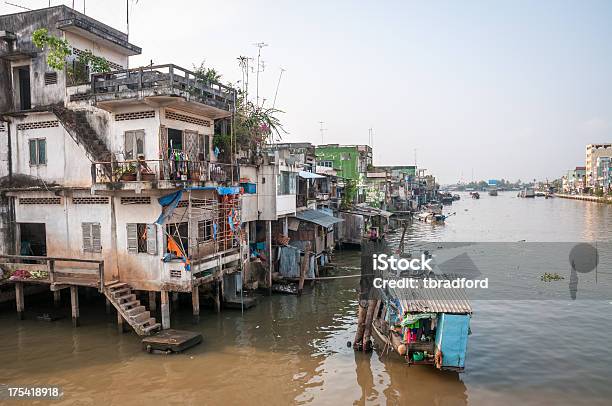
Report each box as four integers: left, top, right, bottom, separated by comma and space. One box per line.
1, 192, 612, 405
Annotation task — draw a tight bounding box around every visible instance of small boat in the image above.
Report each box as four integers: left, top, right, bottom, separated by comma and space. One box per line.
470, 192, 480, 199
370, 277, 473, 371
452, 194, 460, 201
488, 187, 498, 196
518, 188, 535, 198
440, 194, 454, 205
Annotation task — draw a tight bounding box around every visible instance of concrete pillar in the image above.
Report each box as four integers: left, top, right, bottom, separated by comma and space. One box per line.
148, 291, 157, 313
161, 290, 170, 330
213, 281, 221, 313
15, 282, 24, 320
191, 286, 200, 324
70, 286, 79, 327
53, 290, 61, 308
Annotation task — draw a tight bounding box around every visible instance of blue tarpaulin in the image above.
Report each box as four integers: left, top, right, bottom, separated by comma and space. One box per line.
155, 186, 241, 225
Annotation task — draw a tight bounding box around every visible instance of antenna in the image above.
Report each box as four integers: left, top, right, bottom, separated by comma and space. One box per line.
5, 2, 31, 10
319, 121, 327, 144
368, 128, 373, 147
414, 148, 417, 166
253, 42, 268, 106
272, 67, 285, 109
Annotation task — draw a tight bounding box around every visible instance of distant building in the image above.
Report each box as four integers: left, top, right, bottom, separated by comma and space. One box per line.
596, 157, 612, 192
315, 144, 372, 204
585, 144, 612, 188
562, 167, 586, 193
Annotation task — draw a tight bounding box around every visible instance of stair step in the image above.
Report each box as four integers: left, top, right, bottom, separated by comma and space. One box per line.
132, 311, 151, 323
107, 282, 128, 290
139, 317, 157, 327
105, 280, 120, 287
120, 300, 139, 309
142, 323, 161, 334
116, 294, 136, 303
112, 287, 131, 297
126, 305, 145, 316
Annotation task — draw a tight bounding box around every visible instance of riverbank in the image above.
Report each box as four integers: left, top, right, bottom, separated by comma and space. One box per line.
555, 193, 612, 203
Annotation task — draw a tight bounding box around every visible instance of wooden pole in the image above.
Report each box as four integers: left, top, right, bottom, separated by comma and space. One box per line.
70, 286, 79, 327
298, 242, 311, 296
160, 290, 170, 330
117, 311, 125, 333
53, 290, 61, 308
362, 299, 378, 351
353, 301, 366, 350
213, 280, 221, 313
267, 220, 273, 295
105, 298, 111, 314
191, 286, 200, 324
148, 291, 157, 313
15, 282, 24, 320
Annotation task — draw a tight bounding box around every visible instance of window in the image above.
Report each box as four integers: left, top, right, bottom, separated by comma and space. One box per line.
126, 223, 157, 254
277, 171, 297, 195
29, 138, 46, 165
124, 130, 145, 160
318, 160, 333, 168
197, 219, 213, 242
82, 222, 102, 253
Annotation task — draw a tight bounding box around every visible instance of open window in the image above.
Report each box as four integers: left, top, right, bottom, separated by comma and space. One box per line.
126, 223, 157, 254
19, 223, 46, 256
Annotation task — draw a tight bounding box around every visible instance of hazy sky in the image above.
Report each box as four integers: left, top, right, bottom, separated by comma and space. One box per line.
4, 0, 612, 183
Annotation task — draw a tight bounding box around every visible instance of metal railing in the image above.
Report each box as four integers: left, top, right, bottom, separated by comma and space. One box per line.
90, 64, 236, 110
0, 255, 104, 292
91, 159, 239, 184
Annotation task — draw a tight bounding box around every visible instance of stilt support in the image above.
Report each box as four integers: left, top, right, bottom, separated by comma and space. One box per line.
161, 290, 170, 330
53, 290, 61, 308
149, 291, 157, 313
15, 282, 24, 320
192, 286, 200, 324
70, 286, 79, 327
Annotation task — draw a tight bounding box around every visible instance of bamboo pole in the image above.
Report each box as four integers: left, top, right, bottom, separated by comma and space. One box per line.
161, 290, 170, 330
15, 282, 24, 320
70, 286, 79, 327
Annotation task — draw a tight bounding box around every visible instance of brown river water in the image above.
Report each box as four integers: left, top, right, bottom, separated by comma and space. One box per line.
1, 192, 612, 405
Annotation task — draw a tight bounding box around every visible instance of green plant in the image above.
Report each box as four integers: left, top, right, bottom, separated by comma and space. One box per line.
193, 61, 222, 84
32, 28, 111, 74
32, 28, 71, 70
341, 179, 358, 209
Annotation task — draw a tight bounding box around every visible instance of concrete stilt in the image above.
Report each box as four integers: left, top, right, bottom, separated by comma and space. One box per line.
213, 281, 221, 313
161, 290, 170, 330
53, 290, 61, 308
149, 291, 157, 313
192, 286, 200, 324
70, 286, 79, 327
15, 282, 24, 320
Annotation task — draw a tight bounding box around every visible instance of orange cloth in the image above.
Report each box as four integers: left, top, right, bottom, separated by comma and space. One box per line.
167, 235, 184, 257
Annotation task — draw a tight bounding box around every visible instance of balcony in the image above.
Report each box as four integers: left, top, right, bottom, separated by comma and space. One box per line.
91, 159, 239, 190
83, 64, 236, 118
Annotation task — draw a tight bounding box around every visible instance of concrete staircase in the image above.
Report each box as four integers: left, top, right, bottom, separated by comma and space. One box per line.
49, 103, 113, 176
104, 281, 161, 336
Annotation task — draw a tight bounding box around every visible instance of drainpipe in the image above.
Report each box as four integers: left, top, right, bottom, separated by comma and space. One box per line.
1, 116, 12, 182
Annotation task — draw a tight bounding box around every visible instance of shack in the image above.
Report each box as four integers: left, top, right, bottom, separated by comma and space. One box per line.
337, 204, 392, 246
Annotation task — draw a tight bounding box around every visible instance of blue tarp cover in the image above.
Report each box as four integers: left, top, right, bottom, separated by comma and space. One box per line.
155, 186, 241, 224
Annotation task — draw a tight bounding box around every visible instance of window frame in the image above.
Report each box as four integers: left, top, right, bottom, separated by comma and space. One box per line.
28, 138, 47, 166
124, 129, 145, 160
126, 222, 157, 255
82, 222, 102, 253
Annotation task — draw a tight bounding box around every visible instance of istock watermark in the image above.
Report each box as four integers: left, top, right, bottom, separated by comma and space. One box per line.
372, 253, 433, 272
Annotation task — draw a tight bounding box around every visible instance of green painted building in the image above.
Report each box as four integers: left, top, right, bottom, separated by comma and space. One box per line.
315, 144, 372, 180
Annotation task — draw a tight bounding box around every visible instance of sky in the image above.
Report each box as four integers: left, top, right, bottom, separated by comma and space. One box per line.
3, 0, 612, 183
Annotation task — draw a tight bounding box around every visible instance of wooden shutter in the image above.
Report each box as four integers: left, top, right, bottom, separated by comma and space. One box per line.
82, 223, 92, 252
159, 125, 168, 159
183, 130, 199, 161
146, 223, 157, 255
124, 131, 135, 160
92, 223, 102, 252
126, 223, 138, 253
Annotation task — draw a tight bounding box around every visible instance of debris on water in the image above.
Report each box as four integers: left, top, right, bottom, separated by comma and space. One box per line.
541, 272, 564, 282
346, 341, 352, 348
256, 325, 260, 329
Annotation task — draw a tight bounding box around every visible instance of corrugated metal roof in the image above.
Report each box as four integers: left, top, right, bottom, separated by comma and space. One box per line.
387, 279, 472, 314
293, 209, 344, 228
298, 170, 326, 179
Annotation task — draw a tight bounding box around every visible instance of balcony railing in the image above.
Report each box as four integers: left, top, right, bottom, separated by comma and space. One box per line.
89, 64, 236, 112
91, 159, 239, 185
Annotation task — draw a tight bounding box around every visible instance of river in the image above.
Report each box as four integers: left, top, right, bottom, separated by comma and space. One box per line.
1, 192, 611, 405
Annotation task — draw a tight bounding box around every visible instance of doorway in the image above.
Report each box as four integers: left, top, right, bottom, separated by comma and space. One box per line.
19, 223, 46, 256
16, 66, 31, 110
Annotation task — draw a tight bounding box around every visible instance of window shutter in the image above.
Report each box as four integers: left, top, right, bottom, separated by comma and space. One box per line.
38, 139, 46, 164
82, 223, 92, 252
92, 223, 102, 252
126, 223, 138, 253
29, 140, 37, 164
135, 130, 145, 157
124, 131, 135, 160
146, 223, 157, 255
